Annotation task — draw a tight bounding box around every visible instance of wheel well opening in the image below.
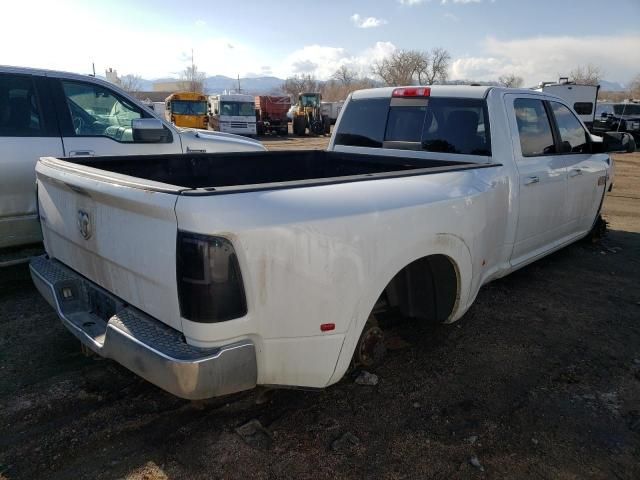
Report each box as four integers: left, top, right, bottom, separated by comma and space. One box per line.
379, 254, 459, 324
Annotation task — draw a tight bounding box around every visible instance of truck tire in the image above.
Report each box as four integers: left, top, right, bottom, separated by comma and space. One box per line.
626, 136, 636, 153
353, 315, 386, 369
322, 115, 331, 135
293, 116, 305, 136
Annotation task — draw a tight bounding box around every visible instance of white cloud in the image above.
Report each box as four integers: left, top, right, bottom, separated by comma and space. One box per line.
194, 19, 206, 27
444, 12, 459, 21
278, 42, 397, 79
450, 34, 640, 85
441, 0, 481, 3
350, 14, 388, 28
398, 0, 428, 5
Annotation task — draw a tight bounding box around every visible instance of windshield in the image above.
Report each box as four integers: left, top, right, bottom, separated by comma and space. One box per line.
613, 104, 640, 116
596, 103, 614, 116
171, 100, 207, 116
300, 94, 320, 107
220, 101, 255, 117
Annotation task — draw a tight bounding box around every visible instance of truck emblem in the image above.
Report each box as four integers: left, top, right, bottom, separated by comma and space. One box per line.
77, 210, 92, 240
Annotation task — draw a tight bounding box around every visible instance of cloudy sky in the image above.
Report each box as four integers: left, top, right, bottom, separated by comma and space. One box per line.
3, 0, 639, 86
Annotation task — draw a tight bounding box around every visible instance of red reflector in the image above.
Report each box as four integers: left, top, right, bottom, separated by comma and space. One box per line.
392, 87, 431, 98
320, 323, 335, 332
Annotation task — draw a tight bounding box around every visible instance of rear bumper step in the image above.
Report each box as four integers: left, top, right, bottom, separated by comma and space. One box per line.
29, 255, 257, 399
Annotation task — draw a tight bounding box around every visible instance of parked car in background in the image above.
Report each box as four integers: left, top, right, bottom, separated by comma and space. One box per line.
31, 85, 623, 399
592, 101, 640, 149
0, 66, 265, 253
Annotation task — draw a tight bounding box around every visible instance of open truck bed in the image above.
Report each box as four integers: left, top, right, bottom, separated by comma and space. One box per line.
52, 150, 499, 195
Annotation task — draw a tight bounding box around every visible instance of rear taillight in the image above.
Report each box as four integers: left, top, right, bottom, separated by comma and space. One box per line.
177, 231, 247, 323
392, 87, 431, 97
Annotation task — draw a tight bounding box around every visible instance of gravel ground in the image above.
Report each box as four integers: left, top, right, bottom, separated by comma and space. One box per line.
0, 143, 638, 480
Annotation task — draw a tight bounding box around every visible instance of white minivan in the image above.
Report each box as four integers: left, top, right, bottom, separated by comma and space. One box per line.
0, 66, 265, 252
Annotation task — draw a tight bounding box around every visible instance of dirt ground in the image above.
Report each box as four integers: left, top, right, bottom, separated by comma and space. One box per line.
1, 141, 639, 480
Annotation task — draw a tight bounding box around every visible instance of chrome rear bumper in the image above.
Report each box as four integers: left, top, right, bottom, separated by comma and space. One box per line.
30, 255, 257, 399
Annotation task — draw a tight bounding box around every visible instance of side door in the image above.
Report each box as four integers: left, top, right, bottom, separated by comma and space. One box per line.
50, 77, 182, 157
506, 95, 569, 265
0, 72, 64, 249
548, 101, 608, 235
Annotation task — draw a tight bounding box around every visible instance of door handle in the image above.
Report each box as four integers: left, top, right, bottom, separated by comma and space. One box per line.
524, 176, 540, 185
569, 168, 583, 177
68, 150, 95, 157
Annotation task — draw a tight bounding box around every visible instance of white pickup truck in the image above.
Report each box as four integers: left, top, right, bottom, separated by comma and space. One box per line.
31, 85, 619, 399
0, 66, 265, 253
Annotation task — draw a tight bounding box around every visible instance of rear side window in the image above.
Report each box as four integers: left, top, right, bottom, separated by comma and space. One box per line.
514, 98, 555, 157
335, 96, 491, 155
333, 98, 389, 148
550, 102, 590, 153
0, 74, 44, 137
573, 102, 593, 115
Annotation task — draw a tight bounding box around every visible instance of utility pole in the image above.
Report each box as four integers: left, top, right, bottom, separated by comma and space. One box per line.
191, 48, 195, 92
92, 62, 96, 77
237, 74, 241, 93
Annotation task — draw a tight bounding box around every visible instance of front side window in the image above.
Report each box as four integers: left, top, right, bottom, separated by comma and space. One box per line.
172, 100, 208, 115
0, 74, 43, 137
514, 98, 555, 157
550, 102, 590, 153
61, 80, 146, 142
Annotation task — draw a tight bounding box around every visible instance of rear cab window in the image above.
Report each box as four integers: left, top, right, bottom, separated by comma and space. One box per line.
513, 98, 556, 157
0, 73, 44, 137
335, 95, 491, 156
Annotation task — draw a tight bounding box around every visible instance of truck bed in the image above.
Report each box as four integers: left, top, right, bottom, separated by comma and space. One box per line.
61, 150, 499, 195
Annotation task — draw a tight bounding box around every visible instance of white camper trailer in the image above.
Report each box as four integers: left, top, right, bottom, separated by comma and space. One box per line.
534, 78, 600, 128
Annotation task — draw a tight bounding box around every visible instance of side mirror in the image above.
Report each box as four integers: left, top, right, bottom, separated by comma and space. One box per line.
132, 118, 172, 143
214, 108, 219, 115
560, 140, 572, 153
600, 112, 608, 118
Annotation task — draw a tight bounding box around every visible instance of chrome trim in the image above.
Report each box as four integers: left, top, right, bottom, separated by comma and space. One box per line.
30, 256, 257, 399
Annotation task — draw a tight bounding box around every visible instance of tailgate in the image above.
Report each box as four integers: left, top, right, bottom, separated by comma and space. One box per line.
35, 158, 183, 331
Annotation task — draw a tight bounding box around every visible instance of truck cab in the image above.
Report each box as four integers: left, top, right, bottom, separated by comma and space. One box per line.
208, 93, 257, 136
0, 66, 265, 251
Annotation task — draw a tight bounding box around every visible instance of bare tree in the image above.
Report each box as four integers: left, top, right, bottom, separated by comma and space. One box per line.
372, 50, 425, 86
419, 48, 451, 85
498, 74, 524, 88
321, 77, 377, 101
282, 74, 320, 97
120, 74, 142, 93
180, 64, 207, 93
372, 48, 451, 86
629, 73, 640, 99
569, 64, 603, 86
332, 65, 357, 86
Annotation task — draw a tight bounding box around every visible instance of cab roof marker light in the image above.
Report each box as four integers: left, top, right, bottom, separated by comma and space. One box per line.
392, 87, 431, 98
